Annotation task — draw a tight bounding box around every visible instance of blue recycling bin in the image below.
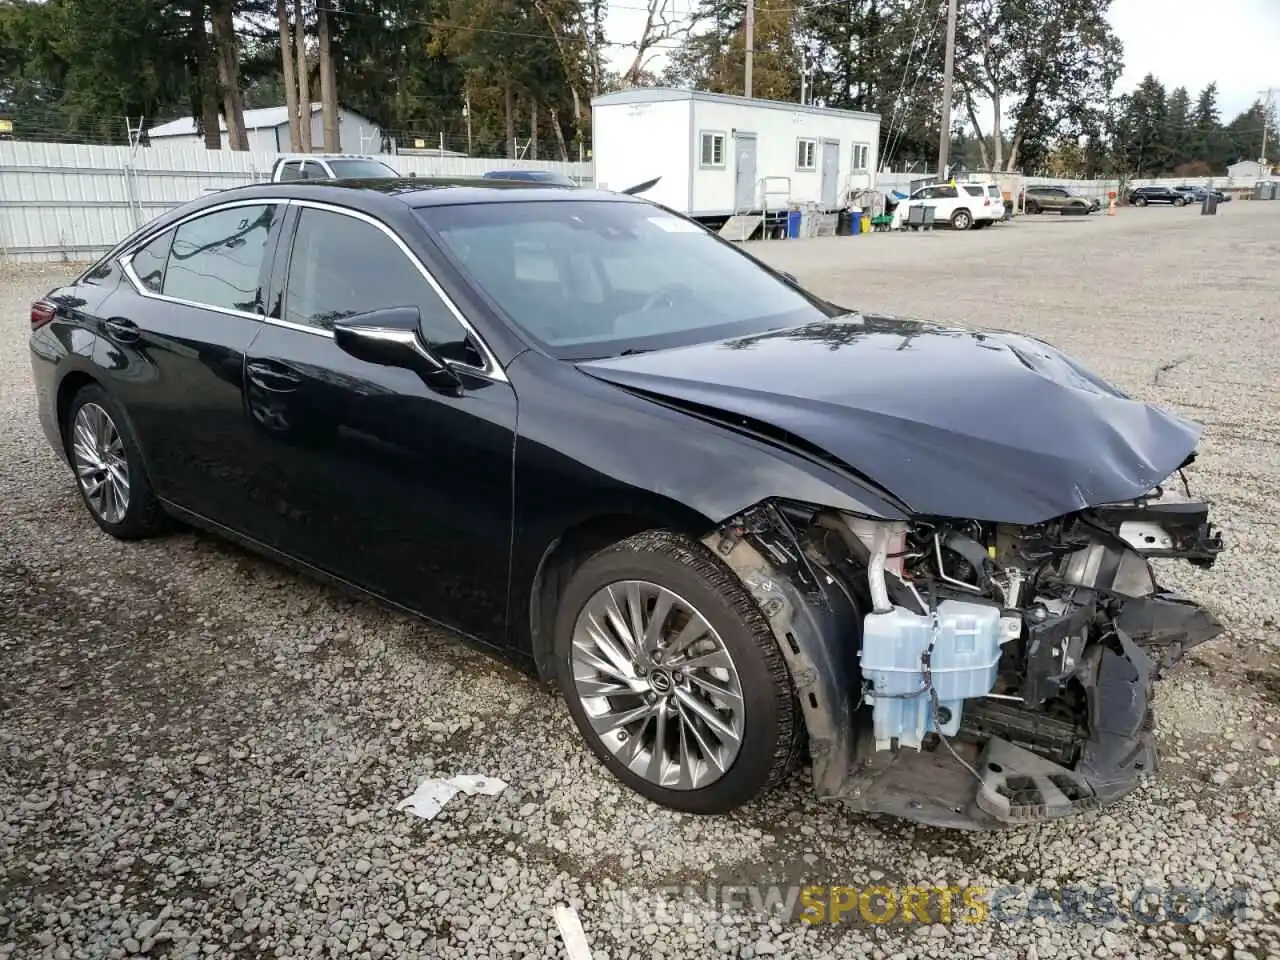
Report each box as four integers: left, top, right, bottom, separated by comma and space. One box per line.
850, 211, 863, 235
786, 210, 802, 238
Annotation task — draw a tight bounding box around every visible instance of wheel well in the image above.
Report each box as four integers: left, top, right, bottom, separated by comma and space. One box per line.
528, 512, 711, 682
55, 372, 99, 449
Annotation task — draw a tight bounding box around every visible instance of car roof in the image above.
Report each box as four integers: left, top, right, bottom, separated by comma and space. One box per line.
195, 177, 631, 209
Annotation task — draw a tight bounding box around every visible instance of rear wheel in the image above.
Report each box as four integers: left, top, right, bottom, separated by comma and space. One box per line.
1136, 196, 1149, 207
64, 384, 167, 540
951, 209, 973, 230
553, 530, 802, 814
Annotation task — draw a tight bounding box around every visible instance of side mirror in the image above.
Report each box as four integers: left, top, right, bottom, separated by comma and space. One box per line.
333, 306, 463, 396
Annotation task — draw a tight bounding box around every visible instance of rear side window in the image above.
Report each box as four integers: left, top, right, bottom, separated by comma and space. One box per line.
130, 230, 174, 293
962, 185, 984, 197
163, 204, 278, 314
276, 162, 303, 181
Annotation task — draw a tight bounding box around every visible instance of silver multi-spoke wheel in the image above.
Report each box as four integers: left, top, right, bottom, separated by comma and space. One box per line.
570, 580, 745, 790
71, 402, 130, 524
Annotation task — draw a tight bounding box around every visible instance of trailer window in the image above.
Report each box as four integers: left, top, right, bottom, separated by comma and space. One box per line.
700, 132, 725, 168
796, 138, 817, 171
852, 143, 870, 171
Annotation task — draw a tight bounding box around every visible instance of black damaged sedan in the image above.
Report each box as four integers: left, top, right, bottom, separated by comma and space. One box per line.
29, 178, 1225, 829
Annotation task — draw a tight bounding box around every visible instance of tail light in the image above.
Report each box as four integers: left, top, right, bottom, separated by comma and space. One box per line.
30, 299, 56, 331
984, 197, 991, 206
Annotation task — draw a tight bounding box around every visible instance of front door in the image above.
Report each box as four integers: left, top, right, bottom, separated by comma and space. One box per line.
734, 133, 758, 211
242, 203, 517, 643
820, 140, 840, 210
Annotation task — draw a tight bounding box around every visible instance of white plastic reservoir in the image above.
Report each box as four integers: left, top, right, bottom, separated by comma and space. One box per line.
860, 600, 1004, 751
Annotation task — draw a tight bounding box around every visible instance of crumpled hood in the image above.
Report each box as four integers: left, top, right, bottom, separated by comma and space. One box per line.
578, 315, 1203, 524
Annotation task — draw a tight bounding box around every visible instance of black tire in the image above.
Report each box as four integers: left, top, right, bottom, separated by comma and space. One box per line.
1136, 196, 1148, 207
1025, 200, 1040, 215
552, 530, 803, 814
951, 209, 973, 230
1174, 197, 1186, 206
64, 383, 168, 540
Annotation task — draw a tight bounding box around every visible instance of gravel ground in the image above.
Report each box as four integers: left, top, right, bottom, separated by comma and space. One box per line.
2, 203, 1279, 960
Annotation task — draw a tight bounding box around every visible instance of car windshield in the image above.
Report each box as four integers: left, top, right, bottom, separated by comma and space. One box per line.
326, 159, 398, 179
417, 200, 836, 360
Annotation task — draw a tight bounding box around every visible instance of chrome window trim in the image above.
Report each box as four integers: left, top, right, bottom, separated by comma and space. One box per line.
116, 196, 507, 384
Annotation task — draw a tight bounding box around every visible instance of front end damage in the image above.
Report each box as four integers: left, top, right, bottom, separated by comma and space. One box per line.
705, 484, 1224, 829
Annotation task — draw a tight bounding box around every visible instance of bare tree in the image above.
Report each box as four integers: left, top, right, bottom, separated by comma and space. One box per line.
211, 0, 249, 150
294, 0, 312, 152
277, 0, 302, 151
190, 1, 222, 150
317, 0, 339, 150
621, 0, 692, 87
531, 0, 585, 146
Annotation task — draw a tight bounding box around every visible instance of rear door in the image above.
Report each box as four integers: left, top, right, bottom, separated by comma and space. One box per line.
110, 200, 283, 527
240, 201, 517, 642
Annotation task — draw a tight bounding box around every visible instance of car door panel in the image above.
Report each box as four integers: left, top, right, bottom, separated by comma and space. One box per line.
104, 201, 283, 528
242, 203, 516, 643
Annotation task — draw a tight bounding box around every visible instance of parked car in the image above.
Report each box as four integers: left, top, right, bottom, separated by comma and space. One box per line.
901, 181, 999, 230
1172, 185, 1230, 203
1127, 185, 1189, 206
270, 155, 399, 182
29, 178, 1224, 830
1021, 185, 1099, 214
481, 169, 578, 187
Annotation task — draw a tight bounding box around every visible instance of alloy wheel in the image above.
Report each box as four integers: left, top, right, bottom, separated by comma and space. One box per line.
71, 402, 130, 524
570, 580, 745, 790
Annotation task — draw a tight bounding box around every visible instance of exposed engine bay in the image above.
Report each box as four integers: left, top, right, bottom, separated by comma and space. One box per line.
707, 472, 1225, 829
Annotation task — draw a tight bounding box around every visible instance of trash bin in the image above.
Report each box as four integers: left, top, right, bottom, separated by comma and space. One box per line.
860, 214, 872, 234
786, 209, 803, 238
1254, 181, 1275, 200
836, 210, 854, 235
1200, 192, 1218, 215
851, 212, 863, 235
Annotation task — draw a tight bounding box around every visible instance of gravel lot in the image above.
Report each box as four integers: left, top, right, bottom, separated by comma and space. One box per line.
2, 203, 1279, 960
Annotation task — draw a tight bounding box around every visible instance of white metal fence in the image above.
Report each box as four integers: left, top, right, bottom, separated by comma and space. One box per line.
0, 140, 593, 263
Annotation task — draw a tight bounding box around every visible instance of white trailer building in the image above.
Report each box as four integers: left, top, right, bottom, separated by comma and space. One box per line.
590, 88, 881, 224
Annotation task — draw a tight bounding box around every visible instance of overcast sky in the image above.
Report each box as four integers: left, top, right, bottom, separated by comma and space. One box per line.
603, 0, 1279, 121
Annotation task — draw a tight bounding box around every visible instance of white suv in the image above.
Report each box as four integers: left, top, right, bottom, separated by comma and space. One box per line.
900, 181, 1000, 230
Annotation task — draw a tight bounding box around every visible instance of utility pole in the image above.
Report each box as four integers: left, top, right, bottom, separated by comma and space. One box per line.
744, 0, 755, 99
799, 52, 808, 106
1261, 88, 1276, 166
937, 0, 958, 178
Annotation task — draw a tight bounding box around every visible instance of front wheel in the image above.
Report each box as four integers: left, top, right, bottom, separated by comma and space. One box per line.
553, 530, 803, 814
1025, 200, 1040, 215
951, 209, 973, 230
1174, 197, 1187, 206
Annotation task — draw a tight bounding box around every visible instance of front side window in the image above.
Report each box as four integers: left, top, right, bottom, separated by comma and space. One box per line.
700, 132, 725, 167
130, 229, 174, 294
162, 204, 277, 314
796, 138, 817, 170
283, 208, 470, 353
419, 200, 836, 361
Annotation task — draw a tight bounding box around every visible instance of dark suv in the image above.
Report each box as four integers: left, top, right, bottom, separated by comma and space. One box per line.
1128, 185, 1188, 207
1172, 185, 1230, 203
